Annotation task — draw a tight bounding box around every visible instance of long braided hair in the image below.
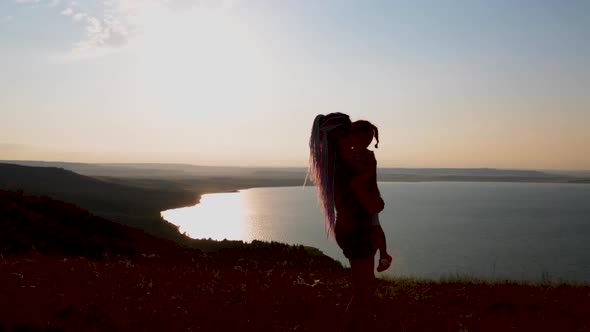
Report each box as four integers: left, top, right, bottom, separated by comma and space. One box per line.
304, 113, 351, 237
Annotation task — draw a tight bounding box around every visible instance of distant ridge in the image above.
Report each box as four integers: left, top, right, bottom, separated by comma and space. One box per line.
378, 167, 555, 177
0, 162, 109, 189
2, 160, 588, 184
1, 159, 580, 179
0, 163, 196, 214
0, 160, 257, 177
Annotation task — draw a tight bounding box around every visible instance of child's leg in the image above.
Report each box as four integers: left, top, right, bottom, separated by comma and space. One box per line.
373, 223, 393, 273
374, 225, 389, 258
371, 214, 389, 258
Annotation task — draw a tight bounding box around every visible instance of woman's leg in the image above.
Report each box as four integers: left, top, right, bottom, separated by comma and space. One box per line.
345, 256, 376, 329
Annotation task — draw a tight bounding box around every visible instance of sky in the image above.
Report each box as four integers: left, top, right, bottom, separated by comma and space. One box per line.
1, 0, 589, 170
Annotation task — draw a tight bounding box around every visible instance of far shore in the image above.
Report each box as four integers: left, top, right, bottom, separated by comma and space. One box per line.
154, 175, 589, 214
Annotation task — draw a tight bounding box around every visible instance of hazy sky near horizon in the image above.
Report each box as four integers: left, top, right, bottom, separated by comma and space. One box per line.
1, 0, 589, 169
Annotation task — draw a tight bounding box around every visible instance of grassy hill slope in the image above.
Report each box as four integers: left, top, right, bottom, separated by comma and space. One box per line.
0, 189, 191, 258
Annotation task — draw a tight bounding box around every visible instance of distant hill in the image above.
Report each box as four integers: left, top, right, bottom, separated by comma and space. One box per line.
0, 160, 258, 178
377, 168, 555, 177
543, 170, 590, 178
0, 163, 197, 216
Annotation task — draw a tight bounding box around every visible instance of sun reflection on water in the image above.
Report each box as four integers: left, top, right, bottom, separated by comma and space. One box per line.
161, 192, 246, 241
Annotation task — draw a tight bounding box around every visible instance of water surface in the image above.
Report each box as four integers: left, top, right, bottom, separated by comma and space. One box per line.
162, 182, 590, 283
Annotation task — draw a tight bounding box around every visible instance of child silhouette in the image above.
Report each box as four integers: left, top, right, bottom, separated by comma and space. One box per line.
349, 120, 393, 272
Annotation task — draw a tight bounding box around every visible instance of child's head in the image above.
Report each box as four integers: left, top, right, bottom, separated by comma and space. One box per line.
352, 120, 379, 149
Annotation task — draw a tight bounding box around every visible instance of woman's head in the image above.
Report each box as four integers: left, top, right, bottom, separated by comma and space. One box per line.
352, 120, 379, 149
306, 112, 352, 236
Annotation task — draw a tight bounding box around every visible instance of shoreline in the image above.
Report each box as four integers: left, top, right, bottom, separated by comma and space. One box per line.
158, 182, 334, 257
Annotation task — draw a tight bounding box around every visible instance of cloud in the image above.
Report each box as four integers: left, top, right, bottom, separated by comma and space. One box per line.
73, 12, 86, 21
30, 0, 240, 60
60, 7, 74, 16
2, 16, 14, 22
70, 16, 131, 58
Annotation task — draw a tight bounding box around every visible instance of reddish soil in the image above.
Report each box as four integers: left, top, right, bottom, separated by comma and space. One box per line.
2, 249, 590, 332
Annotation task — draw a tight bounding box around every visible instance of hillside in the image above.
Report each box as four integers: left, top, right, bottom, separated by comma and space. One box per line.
0, 163, 198, 216
0, 189, 189, 258
1, 189, 590, 331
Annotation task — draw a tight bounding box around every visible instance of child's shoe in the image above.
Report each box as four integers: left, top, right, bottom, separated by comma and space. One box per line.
376, 254, 393, 272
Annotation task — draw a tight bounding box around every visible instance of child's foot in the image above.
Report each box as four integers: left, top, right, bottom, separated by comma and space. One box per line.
377, 254, 393, 272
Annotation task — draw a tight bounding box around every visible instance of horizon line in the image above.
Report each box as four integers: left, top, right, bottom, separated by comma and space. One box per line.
1, 159, 589, 173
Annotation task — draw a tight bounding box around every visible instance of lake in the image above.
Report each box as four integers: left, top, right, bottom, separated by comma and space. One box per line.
161, 182, 590, 284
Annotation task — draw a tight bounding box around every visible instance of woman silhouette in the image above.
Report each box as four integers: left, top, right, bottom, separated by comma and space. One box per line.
306, 112, 384, 330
